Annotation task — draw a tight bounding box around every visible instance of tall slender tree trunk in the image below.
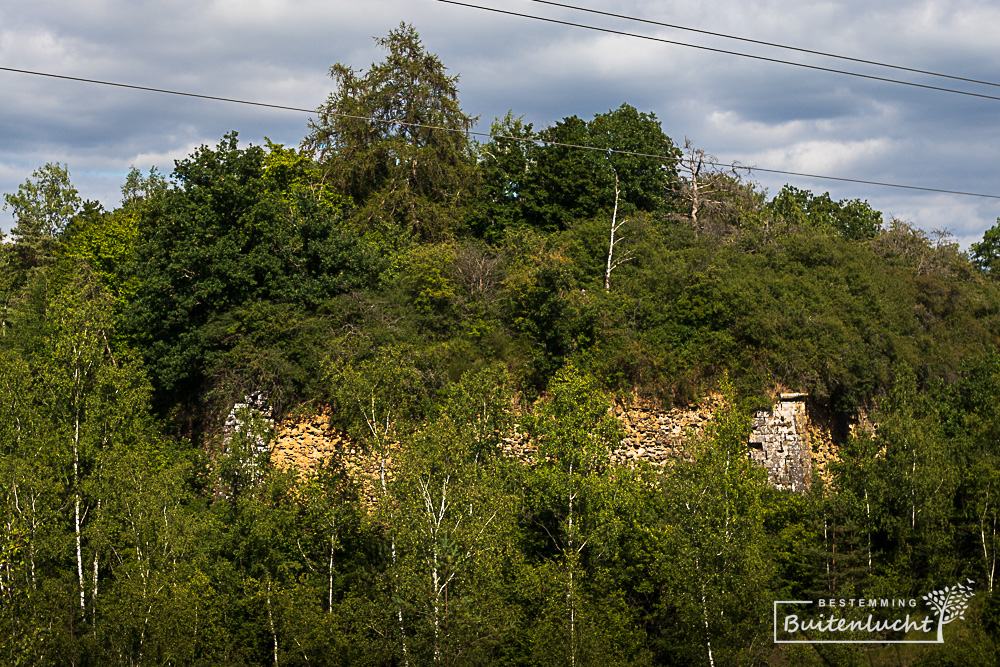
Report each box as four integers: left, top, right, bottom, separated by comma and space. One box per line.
92, 498, 100, 627
74, 387, 84, 611
690, 168, 701, 236
29, 495, 37, 589
328, 536, 335, 613
268, 578, 279, 666
981, 491, 996, 593
911, 449, 918, 530
567, 462, 576, 667
695, 558, 715, 667
701, 583, 715, 667
381, 454, 409, 667
865, 489, 872, 571
432, 538, 441, 663
604, 175, 621, 292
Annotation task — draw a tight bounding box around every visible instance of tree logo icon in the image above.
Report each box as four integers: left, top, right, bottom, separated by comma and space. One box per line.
922, 579, 975, 643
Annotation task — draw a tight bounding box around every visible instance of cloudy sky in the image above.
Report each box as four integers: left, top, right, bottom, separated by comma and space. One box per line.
2, 0, 999, 246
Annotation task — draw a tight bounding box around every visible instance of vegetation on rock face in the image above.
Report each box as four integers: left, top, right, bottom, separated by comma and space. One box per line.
4, 23, 1000, 665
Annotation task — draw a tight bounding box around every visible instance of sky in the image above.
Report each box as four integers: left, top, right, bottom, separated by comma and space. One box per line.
2, 0, 999, 247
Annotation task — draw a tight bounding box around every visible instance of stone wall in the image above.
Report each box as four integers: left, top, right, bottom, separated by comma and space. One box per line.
612, 395, 723, 465
750, 393, 811, 492
267, 393, 826, 493
269, 408, 392, 504
496, 395, 722, 466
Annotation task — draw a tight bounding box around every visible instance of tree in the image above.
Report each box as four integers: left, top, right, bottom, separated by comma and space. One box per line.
872, 369, 959, 586
65, 169, 168, 306
768, 185, 882, 241
0, 348, 55, 665
3, 162, 81, 244
389, 366, 518, 664
651, 380, 771, 666
831, 429, 883, 576
40, 265, 122, 615
3, 163, 81, 274
123, 135, 374, 414
603, 172, 632, 291
63, 203, 140, 305
304, 23, 477, 241
521, 104, 679, 231
971, 219, 1000, 274
325, 346, 427, 664
523, 365, 623, 666
471, 111, 537, 240
587, 104, 680, 215
0, 261, 167, 663
213, 407, 303, 666
676, 138, 744, 238
937, 352, 1000, 594
120, 166, 168, 210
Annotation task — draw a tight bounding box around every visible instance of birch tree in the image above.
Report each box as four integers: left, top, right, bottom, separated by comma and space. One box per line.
215, 407, 301, 667
369, 365, 514, 664
3, 162, 80, 256
36, 265, 119, 615
654, 380, 770, 666
326, 346, 425, 664
523, 365, 621, 667
874, 369, 958, 582
963, 461, 1000, 594
832, 429, 883, 574
0, 262, 165, 662
0, 349, 54, 664
603, 172, 633, 292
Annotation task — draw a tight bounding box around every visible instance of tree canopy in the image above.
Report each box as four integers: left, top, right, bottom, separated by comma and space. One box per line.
122, 134, 381, 414
303, 22, 477, 241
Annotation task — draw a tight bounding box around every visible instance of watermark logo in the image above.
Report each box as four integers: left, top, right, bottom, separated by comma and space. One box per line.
774, 580, 975, 644
922, 580, 975, 643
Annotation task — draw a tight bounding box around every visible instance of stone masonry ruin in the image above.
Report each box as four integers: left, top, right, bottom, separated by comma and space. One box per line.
750, 393, 811, 492
265, 392, 824, 494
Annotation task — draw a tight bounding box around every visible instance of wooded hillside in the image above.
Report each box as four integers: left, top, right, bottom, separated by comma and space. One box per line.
3, 24, 1000, 666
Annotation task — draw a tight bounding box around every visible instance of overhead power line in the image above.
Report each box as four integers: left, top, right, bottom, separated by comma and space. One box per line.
2, 65, 1000, 200
434, 0, 1000, 104
530, 0, 1000, 90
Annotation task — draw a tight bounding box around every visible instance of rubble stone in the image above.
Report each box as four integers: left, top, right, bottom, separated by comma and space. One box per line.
268, 393, 830, 495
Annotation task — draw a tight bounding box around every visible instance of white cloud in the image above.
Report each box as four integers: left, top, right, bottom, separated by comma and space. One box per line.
747, 137, 894, 175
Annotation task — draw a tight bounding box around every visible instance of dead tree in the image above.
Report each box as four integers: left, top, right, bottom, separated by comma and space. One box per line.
604, 172, 633, 291
678, 138, 742, 238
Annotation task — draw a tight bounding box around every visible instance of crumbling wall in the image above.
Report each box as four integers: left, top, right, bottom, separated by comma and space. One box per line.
749, 393, 811, 492
266, 393, 823, 493
500, 395, 724, 466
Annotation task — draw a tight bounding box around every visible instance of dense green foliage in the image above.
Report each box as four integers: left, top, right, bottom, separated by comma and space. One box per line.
4, 24, 1000, 666
303, 23, 477, 242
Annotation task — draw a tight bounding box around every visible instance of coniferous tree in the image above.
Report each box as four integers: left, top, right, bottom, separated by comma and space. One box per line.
304, 23, 478, 241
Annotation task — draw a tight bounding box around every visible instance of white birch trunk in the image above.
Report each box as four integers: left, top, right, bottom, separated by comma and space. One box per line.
567, 462, 576, 667
701, 578, 715, 667
268, 579, 279, 667
74, 388, 85, 611
328, 537, 335, 614
981, 490, 996, 593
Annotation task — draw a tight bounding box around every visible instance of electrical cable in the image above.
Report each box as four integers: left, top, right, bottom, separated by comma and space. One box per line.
434, 0, 1000, 103
529, 0, 1000, 90
2, 65, 999, 200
